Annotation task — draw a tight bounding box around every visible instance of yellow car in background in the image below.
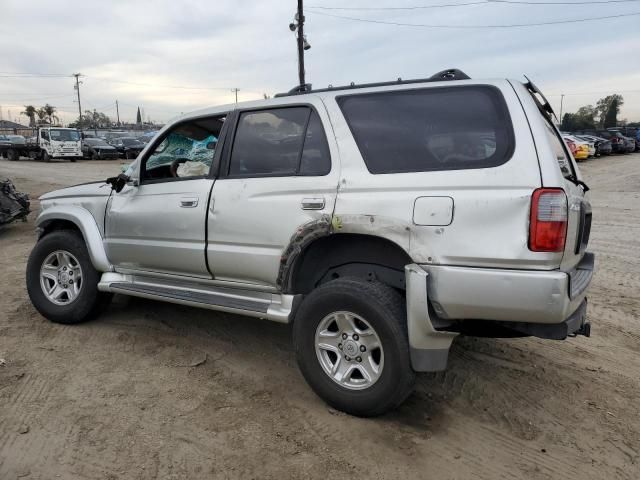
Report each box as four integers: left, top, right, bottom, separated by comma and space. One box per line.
563, 134, 590, 161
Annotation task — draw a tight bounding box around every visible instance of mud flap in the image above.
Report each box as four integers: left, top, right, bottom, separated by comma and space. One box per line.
405, 264, 458, 372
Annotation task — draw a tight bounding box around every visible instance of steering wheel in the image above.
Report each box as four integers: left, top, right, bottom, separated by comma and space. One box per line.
170, 158, 190, 177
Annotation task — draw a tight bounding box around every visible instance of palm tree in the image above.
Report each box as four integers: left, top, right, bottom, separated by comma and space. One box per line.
35, 107, 47, 125
21, 105, 37, 127
43, 104, 59, 125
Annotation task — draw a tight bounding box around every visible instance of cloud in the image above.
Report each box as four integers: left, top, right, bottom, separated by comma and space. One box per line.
0, 0, 638, 124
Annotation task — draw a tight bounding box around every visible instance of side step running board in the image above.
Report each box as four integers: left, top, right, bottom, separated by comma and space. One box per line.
99, 273, 294, 323
110, 283, 269, 313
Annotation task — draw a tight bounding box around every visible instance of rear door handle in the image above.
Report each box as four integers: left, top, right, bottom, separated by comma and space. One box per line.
301, 197, 325, 210
180, 197, 199, 208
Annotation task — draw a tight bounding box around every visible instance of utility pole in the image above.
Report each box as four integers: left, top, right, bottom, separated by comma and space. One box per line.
296, 0, 305, 87
116, 100, 121, 126
231, 88, 240, 104
289, 0, 310, 89
73, 73, 83, 126
559, 94, 565, 126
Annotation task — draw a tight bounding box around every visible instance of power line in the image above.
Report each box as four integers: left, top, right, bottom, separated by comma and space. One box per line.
0, 72, 70, 78
308, 9, 640, 27
308, 0, 640, 8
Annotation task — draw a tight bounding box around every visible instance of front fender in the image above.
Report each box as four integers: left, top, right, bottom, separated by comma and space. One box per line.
36, 206, 112, 272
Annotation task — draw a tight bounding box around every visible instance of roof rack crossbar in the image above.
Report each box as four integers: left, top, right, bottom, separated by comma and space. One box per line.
274, 68, 470, 98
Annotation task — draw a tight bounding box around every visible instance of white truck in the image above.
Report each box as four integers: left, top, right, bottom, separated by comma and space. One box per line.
0, 127, 82, 162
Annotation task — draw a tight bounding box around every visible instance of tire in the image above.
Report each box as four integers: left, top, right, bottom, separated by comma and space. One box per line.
293, 278, 415, 417
7, 149, 18, 161
42, 151, 50, 162
26, 230, 112, 324
91, 152, 99, 160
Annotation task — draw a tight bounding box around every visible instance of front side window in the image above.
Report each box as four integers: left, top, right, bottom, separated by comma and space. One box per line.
228, 107, 331, 177
338, 86, 514, 174
141, 115, 226, 182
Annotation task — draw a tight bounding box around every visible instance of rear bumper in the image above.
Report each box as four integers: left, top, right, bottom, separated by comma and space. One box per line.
405, 255, 594, 372
423, 253, 594, 325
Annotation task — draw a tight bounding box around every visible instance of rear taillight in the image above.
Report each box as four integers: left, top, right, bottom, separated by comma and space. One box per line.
529, 188, 567, 252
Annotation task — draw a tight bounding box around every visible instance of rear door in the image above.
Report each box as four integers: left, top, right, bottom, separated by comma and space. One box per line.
206, 99, 339, 287
326, 82, 545, 271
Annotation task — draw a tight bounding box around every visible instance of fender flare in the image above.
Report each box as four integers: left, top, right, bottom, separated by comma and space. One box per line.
36, 206, 112, 272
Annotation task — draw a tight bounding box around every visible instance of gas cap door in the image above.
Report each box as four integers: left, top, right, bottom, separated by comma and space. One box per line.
413, 196, 454, 226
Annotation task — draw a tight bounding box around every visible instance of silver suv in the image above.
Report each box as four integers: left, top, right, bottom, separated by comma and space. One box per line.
26, 69, 594, 416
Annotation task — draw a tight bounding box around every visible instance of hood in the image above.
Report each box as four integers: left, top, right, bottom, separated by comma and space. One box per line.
39, 181, 111, 201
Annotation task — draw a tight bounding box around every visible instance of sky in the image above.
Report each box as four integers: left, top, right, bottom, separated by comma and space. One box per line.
1, 0, 639, 126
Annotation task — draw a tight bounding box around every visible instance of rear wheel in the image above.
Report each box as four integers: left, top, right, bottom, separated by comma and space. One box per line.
7, 149, 18, 161
26, 230, 111, 324
293, 278, 415, 416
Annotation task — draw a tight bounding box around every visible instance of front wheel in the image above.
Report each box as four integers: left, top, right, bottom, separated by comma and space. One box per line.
26, 230, 112, 324
42, 151, 51, 162
293, 278, 415, 417
7, 149, 18, 161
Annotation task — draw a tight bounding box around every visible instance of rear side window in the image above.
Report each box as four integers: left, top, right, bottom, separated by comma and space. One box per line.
338, 86, 514, 174
543, 122, 572, 176
229, 107, 330, 177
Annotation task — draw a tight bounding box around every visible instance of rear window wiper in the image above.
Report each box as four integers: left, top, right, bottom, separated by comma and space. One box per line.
566, 174, 590, 193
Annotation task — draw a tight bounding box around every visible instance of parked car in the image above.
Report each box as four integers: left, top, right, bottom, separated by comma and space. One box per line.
82, 138, 120, 160
101, 131, 129, 143
25, 70, 593, 416
608, 129, 638, 153
593, 130, 628, 153
576, 134, 612, 156
621, 135, 636, 153
562, 135, 589, 160
564, 137, 578, 157
109, 137, 145, 159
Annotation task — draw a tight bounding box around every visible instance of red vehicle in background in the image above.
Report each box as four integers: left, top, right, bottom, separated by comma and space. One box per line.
564, 137, 578, 157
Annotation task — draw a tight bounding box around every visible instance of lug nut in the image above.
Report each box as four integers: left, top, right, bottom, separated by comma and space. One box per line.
360, 345, 366, 352
356, 356, 362, 362
338, 343, 343, 350
353, 334, 359, 341
63, 267, 67, 271
345, 355, 351, 361
342, 333, 348, 340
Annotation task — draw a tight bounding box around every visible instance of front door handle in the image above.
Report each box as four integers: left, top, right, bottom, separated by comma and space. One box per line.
301, 197, 325, 210
180, 197, 199, 208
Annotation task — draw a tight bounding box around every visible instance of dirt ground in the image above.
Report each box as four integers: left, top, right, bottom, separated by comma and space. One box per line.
1, 154, 639, 479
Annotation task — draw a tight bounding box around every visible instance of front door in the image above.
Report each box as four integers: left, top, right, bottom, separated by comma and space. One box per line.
207, 101, 340, 287
105, 113, 228, 278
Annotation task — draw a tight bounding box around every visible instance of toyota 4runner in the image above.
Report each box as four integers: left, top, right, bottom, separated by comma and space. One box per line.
26, 69, 594, 416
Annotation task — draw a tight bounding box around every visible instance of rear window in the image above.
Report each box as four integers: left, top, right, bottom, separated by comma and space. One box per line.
337, 86, 514, 174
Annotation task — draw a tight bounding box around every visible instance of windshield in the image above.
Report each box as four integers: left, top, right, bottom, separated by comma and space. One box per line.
49, 129, 80, 142
121, 138, 143, 146
85, 139, 109, 146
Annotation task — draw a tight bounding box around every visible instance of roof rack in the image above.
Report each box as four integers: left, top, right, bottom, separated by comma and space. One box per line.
275, 68, 470, 98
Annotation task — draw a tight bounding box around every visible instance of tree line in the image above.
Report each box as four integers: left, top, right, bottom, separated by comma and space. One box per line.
21, 104, 59, 127
20, 104, 115, 129
560, 94, 639, 131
